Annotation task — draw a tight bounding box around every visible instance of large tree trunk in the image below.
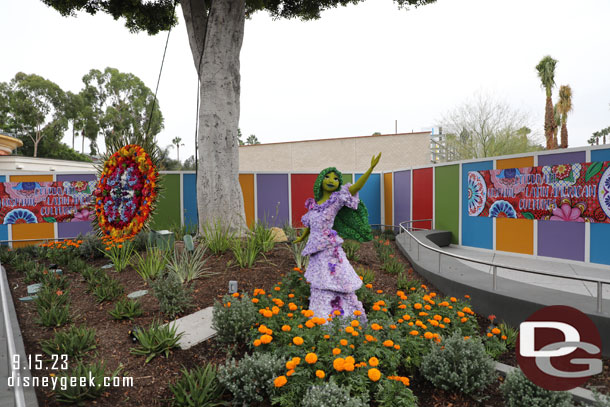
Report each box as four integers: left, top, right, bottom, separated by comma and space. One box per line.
182, 0, 247, 232
544, 95, 556, 149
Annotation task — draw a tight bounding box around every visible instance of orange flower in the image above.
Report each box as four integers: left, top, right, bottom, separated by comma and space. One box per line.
368, 368, 381, 381
501, 335, 508, 340
353, 310, 362, 316
368, 357, 379, 367
394, 344, 401, 350
286, 360, 296, 370
253, 339, 262, 347
383, 340, 394, 347
293, 337, 304, 346
333, 358, 345, 371
345, 326, 354, 334
487, 332, 493, 337
340, 339, 348, 346
461, 317, 468, 323
252, 298, 259, 304
351, 320, 359, 327
260, 334, 273, 344
424, 332, 434, 339
305, 320, 315, 328
286, 369, 295, 377
365, 284, 373, 289
274, 376, 287, 387
274, 286, 281, 291
281, 325, 291, 332
491, 327, 501, 335
414, 303, 422, 310
409, 330, 419, 336
371, 323, 383, 331
376, 290, 383, 294
305, 353, 318, 364
316, 370, 325, 379
56, 290, 63, 296
324, 334, 330, 339
332, 348, 341, 355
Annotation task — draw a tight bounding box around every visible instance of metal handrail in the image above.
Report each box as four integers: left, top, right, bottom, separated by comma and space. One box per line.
0, 259, 26, 407
398, 220, 609, 314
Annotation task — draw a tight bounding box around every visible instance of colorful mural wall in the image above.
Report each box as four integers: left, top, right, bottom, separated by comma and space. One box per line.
1, 145, 610, 267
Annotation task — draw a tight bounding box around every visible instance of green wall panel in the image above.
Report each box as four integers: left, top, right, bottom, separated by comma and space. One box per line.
151, 174, 181, 230
435, 165, 459, 244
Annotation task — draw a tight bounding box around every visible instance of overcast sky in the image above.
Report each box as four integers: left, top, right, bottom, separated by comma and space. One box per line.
2, 0, 610, 161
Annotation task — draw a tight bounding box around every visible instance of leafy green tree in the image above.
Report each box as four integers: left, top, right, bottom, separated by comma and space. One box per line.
556, 85, 572, 149
4, 72, 67, 157
183, 155, 196, 170
246, 134, 260, 145
535, 55, 558, 150
81, 67, 163, 152
42, 0, 435, 230
237, 128, 245, 146
440, 93, 543, 161
64, 91, 85, 150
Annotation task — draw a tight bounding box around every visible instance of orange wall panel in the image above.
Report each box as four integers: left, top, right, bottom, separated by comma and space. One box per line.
384, 172, 393, 228
495, 156, 534, 255
10, 175, 54, 182
12, 223, 54, 248
239, 174, 255, 229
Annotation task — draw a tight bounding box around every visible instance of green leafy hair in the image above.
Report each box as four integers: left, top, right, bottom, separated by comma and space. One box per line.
314, 167, 372, 242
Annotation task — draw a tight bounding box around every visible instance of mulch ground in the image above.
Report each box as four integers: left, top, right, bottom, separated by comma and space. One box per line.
6, 239, 610, 406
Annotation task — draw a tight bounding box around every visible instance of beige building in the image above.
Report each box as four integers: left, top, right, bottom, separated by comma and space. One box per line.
238, 131, 432, 173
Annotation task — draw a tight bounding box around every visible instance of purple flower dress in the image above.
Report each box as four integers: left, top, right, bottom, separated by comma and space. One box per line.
301, 184, 367, 321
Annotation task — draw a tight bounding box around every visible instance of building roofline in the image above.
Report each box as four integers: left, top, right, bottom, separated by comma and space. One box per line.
239, 131, 431, 147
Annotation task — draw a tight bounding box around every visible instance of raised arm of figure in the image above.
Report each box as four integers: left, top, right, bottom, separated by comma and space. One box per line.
293, 227, 310, 244
349, 153, 381, 196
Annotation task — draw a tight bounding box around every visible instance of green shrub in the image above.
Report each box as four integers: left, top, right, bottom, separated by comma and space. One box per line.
0, 246, 15, 264
65, 257, 88, 273
374, 379, 418, 407
253, 222, 275, 252
343, 239, 361, 262
355, 266, 375, 285
170, 221, 197, 242
592, 390, 610, 407
169, 364, 228, 407
77, 233, 105, 260
420, 332, 496, 395
37, 303, 71, 327
15, 259, 36, 274
382, 257, 405, 274
286, 240, 309, 270
167, 244, 213, 283
132, 246, 168, 282
500, 369, 572, 407
109, 298, 143, 320
34, 285, 70, 309
218, 352, 284, 406
397, 272, 420, 291
151, 272, 193, 319
92, 276, 124, 303
130, 319, 183, 363
230, 234, 260, 269
40, 271, 69, 291
299, 382, 367, 407
24, 263, 46, 284
282, 222, 298, 241
132, 230, 151, 252
483, 334, 508, 359
100, 240, 135, 272
212, 294, 258, 344
201, 220, 235, 255
40, 325, 96, 358
54, 360, 119, 404
498, 321, 518, 350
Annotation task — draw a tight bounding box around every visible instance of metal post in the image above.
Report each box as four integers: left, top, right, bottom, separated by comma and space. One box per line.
597, 281, 603, 314
417, 243, 420, 261
438, 251, 441, 274
492, 265, 497, 291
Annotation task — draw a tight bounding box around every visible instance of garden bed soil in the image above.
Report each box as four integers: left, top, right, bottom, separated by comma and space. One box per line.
6, 240, 610, 406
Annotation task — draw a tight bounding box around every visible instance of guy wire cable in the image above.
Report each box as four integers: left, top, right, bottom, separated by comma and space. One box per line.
145, 18, 172, 138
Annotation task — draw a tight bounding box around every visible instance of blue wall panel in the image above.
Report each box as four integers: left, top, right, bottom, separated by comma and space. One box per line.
461, 161, 494, 249
590, 148, 610, 265
183, 174, 198, 229
355, 173, 381, 226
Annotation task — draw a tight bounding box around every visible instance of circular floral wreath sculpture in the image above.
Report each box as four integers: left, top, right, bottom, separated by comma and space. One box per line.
93, 144, 159, 240
294, 153, 381, 322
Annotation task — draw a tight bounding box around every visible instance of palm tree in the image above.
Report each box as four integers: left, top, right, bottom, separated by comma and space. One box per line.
556, 85, 573, 148
536, 55, 558, 149
172, 137, 184, 162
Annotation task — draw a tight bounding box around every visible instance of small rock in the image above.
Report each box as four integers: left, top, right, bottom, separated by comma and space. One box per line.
27, 283, 43, 294
270, 227, 287, 242
19, 295, 37, 301
127, 289, 148, 299
101, 264, 114, 269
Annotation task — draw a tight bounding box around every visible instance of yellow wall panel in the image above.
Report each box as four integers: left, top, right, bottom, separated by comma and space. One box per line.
495, 156, 534, 255
239, 174, 255, 229
10, 175, 54, 182
12, 223, 54, 248
383, 173, 393, 228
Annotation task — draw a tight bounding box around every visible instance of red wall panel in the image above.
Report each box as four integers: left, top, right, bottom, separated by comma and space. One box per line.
291, 174, 318, 228
412, 168, 433, 230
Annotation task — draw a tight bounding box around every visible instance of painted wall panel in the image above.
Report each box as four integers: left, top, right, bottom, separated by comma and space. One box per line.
9, 175, 55, 246
462, 161, 493, 249
256, 174, 289, 227
495, 156, 534, 254
239, 174, 255, 229
383, 173, 393, 227
591, 148, 610, 265
412, 168, 433, 230
536, 151, 586, 261
291, 174, 317, 228
0, 175, 6, 244
342, 174, 353, 184
435, 165, 459, 244
393, 170, 411, 229
183, 174, 198, 230
150, 174, 181, 230
355, 173, 381, 225
55, 174, 96, 182
537, 151, 586, 166
56, 174, 97, 238
10, 175, 54, 182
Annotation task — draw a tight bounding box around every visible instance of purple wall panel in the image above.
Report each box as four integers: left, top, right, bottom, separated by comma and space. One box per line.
55, 174, 97, 182
393, 170, 411, 226
536, 151, 586, 261
58, 221, 93, 239
256, 174, 289, 227
537, 220, 585, 261
537, 151, 586, 166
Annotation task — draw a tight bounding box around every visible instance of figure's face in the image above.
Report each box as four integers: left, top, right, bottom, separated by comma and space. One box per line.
322, 171, 340, 192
